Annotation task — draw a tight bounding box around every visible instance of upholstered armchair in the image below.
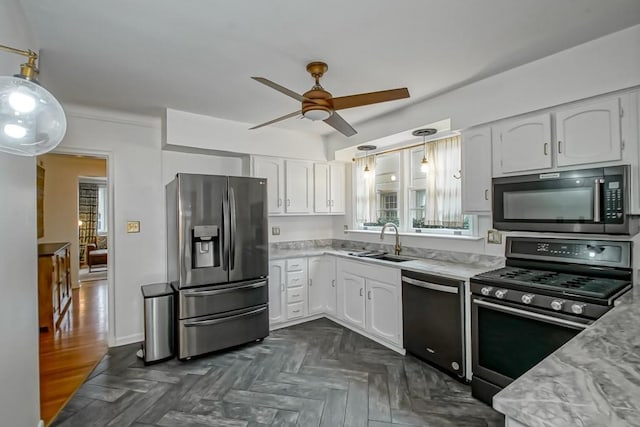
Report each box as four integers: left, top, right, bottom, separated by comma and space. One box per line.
86, 236, 108, 271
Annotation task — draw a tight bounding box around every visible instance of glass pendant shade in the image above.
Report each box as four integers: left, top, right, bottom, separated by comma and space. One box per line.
0, 75, 66, 156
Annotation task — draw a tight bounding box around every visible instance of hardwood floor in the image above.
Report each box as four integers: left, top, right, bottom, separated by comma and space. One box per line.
40, 280, 108, 426
51, 318, 503, 427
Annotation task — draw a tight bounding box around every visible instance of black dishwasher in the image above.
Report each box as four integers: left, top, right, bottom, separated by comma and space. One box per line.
402, 270, 465, 379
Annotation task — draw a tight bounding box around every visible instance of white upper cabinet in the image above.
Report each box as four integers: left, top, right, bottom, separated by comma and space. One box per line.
461, 126, 492, 213
329, 162, 346, 214
555, 97, 622, 167
285, 160, 313, 213
253, 157, 284, 214
492, 113, 552, 174
313, 162, 346, 214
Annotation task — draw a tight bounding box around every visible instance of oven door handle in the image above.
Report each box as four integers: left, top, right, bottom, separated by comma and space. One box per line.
473, 299, 588, 330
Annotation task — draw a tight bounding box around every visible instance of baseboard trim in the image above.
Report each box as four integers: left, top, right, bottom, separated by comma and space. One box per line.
112, 333, 143, 347
269, 313, 324, 330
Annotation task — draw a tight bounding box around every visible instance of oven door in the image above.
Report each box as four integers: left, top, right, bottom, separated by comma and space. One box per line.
472, 296, 589, 388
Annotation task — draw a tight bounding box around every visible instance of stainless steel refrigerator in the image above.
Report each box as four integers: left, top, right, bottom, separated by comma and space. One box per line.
166, 173, 269, 360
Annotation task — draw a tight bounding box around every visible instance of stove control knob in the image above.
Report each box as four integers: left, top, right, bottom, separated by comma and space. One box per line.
551, 299, 565, 311
521, 294, 535, 304
480, 286, 493, 296
495, 289, 508, 299
571, 303, 586, 315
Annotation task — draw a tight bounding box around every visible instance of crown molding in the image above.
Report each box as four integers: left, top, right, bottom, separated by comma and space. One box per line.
63, 103, 162, 128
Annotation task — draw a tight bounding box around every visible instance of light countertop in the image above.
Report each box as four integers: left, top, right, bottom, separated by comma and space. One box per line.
493, 285, 640, 427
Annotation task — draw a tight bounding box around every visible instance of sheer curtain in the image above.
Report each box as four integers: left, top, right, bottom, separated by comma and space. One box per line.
354, 155, 377, 226
423, 135, 463, 228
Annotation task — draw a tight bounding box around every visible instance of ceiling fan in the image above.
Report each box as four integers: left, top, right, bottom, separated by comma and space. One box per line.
250, 61, 410, 137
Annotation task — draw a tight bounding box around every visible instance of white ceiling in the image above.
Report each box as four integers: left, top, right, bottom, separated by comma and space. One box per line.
18, 0, 640, 137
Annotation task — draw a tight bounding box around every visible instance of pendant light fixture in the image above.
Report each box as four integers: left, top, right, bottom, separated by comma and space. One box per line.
412, 128, 437, 173
357, 144, 376, 178
0, 44, 66, 156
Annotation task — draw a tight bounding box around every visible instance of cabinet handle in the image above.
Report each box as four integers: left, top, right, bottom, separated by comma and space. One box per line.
292, 294, 300, 298
558, 141, 562, 154
331, 279, 335, 288
281, 283, 285, 293
326, 200, 330, 207
292, 309, 301, 314
484, 189, 489, 200
287, 199, 291, 206
544, 143, 549, 156
331, 200, 334, 207
359, 288, 363, 297
309, 278, 312, 287
367, 291, 371, 300
278, 198, 282, 207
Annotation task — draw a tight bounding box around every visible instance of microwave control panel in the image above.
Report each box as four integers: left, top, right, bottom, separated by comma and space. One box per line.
604, 177, 623, 223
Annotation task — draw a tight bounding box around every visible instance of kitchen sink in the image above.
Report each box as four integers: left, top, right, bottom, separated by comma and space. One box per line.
348, 251, 413, 263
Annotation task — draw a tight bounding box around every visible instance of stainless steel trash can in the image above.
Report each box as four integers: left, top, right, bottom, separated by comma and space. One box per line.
141, 283, 174, 364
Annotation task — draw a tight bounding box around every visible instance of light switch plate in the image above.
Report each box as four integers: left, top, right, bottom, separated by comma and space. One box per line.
272, 226, 280, 236
487, 229, 502, 244
127, 221, 140, 233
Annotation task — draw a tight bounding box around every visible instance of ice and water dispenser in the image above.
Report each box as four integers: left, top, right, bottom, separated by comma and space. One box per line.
192, 225, 219, 268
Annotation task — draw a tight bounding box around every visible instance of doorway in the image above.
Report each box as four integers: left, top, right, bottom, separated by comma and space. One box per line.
36, 153, 111, 425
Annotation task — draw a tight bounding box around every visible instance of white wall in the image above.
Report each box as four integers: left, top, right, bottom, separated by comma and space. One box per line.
58, 105, 166, 345
0, 1, 41, 425
269, 216, 335, 243
165, 108, 327, 160
38, 154, 107, 287
161, 150, 244, 184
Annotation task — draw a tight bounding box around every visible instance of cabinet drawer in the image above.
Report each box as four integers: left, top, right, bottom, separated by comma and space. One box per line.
287, 287, 304, 303
286, 258, 306, 272
287, 271, 306, 288
287, 302, 304, 319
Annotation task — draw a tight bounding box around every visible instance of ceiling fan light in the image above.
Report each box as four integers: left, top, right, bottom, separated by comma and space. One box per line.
303, 109, 332, 121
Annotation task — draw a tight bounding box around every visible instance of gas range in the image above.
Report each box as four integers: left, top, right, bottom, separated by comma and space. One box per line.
471, 237, 632, 319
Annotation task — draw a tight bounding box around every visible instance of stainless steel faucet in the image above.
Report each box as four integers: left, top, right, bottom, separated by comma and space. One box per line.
380, 222, 402, 255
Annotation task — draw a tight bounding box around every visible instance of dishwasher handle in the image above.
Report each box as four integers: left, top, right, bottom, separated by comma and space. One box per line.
402, 276, 459, 294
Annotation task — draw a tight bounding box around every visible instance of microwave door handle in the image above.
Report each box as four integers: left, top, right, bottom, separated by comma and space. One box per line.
594, 179, 603, 223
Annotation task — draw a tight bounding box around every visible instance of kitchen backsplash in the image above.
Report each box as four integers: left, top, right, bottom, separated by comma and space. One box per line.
270, 239, 504, 268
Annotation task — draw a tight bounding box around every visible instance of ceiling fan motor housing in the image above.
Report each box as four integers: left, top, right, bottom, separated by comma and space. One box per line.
302, 88, 333, 120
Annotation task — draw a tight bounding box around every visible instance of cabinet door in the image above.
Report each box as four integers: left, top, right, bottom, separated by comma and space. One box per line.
461, 127, 492, 213
493, 113, 552, 174
285, 160, 313, 213
339, 272, 366, 329
253, 157, 284, 214
366, 279, 400, 345
308, 256, 336, 315
313, 163, 330, 213
555, 97, 622, 167
268, 260, 286, 324
329, 162, 346, 214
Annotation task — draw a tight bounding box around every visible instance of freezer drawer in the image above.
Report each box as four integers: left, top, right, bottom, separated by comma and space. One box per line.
178, 304, 269, 360
402, 270, 465, 378
179, 279, 268, 319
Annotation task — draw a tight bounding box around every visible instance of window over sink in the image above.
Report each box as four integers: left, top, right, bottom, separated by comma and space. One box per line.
354, 134, 474, 236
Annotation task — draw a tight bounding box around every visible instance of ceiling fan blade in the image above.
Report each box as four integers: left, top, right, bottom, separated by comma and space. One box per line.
332, 88, 410, 111
249, 111, 301, 130
324, 112, 357, 137
251, 77, 307, 102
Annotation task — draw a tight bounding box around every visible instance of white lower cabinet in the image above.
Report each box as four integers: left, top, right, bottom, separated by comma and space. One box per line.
308, 256, 336, 315
336, 259, 402, 346
268, 260, 286, 324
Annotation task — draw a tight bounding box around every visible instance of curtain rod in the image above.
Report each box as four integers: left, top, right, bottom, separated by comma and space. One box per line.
352, 132, 460, 162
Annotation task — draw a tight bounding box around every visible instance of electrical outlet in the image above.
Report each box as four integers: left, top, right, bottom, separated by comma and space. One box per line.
487, 229, 502, 244
271, 226, 280, 236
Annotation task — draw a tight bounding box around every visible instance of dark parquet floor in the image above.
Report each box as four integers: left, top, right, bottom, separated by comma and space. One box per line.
51, 318, 503, 427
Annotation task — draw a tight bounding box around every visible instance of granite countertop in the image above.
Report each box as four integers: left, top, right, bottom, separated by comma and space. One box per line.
493, 285, 640, 427
269, 247, 499, 281
38, 242, 71, 256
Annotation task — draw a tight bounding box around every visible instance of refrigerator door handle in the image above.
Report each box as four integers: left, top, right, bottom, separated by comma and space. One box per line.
222, 190, 229, 272
229, 186, 237, 270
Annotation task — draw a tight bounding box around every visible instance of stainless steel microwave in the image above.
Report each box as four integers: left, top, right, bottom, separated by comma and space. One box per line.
492, 165, 638, 234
